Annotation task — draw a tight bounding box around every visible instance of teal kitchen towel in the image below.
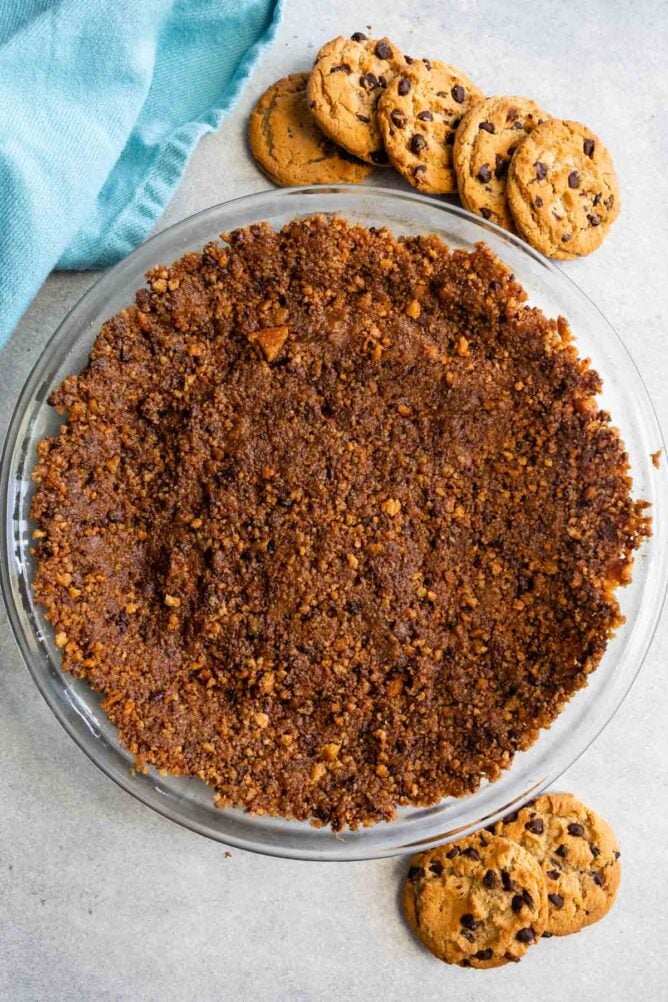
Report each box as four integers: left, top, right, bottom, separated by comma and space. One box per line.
0, 0, 282, 341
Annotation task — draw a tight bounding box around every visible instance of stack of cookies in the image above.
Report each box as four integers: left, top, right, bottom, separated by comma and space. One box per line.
403, 793, 621, 969
248, 32, 620, 260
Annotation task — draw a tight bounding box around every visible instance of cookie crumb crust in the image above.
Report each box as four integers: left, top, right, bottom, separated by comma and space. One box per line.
31, 216, 649, 830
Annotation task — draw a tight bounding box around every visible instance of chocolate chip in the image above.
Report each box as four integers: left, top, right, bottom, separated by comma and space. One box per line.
546, 869, 560, 880
567, 822, 585, 837
417, 110, 433, 121
460, 958, 472, 967
516, 927, 535, 944
429, 860, 443, 875
461, 931, 475, 944
567, 171, 580, 189
436, 90, 447, 98
477, 163, 492, 183
480, 207, 492, 220
506, 108, 519, 122
405, 55, 414, 64
357, 114, 370, 123
398, 78, 411, 96
462, 847, 481, 861
587, 213, 601, 226
451, 84, 465, 103
413, 165, 427, 178
542, 932, 554, 938
423, 58, 432, 70
513, 120, 524, 130
501, 869, 514, 891
446, 846, 460, 859
445, 131, 455, 145
409, 134, 427, 154
548, 893, 564, 908
511, 894, 524, 913
592, 870, 604, 887
337, 147, 361, 164
605, 194, 615, 208
535, 161, 547, 180
460, 913, 478, 930
535, 196, 543, 208
561, 234, 571, 242
330, 64, 351, 74
483, 869, 498, 888
592, 192, 602, 206
479, 121, 496, 134
522, 889, 534, 909
504, 952, 520, 963
408, 865, 423, 880
351, 31, 368, 41
375, 41, 392, 59
591, 845, 601, 858
494, 154, 508, 179
390, 110, 406, 128
474, 948, 493, 960
507, 144, 517, 156
525, 818, 544, 835
583, 138, 596, 158
614, 851, 621, 860
370, 149, 389, 165
479, 835, 489, 847
360, 72, 378, 91
502, 810, 519, 824
555, 845, 569, 858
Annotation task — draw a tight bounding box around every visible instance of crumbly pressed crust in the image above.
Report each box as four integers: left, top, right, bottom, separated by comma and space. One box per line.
31, 216, 649, 830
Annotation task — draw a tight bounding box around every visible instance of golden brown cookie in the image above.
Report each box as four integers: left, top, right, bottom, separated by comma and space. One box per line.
506, 119, 620, 258
378, 58, 484, 193
454, 96, 550, 230
306, 33, 407, 165
492, 794, 621, 936
248, 73, 374, 187
403, 831, 547, 968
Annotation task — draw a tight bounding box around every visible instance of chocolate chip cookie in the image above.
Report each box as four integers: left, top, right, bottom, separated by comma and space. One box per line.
492, 794, 621, 936
306, 33, 407, 165
454, 96, 550, 230
378, 58, 484, 193
248, 73, 374, 187
403, 831, 547, 967
506, 119, 620, 258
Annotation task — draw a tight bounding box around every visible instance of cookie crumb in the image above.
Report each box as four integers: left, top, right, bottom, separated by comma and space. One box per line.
31, 216, 649, 832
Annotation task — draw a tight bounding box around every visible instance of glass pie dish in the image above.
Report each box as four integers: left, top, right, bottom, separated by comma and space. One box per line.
1, 186, 666, 860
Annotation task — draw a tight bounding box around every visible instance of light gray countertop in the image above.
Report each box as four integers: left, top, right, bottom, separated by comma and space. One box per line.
2, 2, 667, 999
